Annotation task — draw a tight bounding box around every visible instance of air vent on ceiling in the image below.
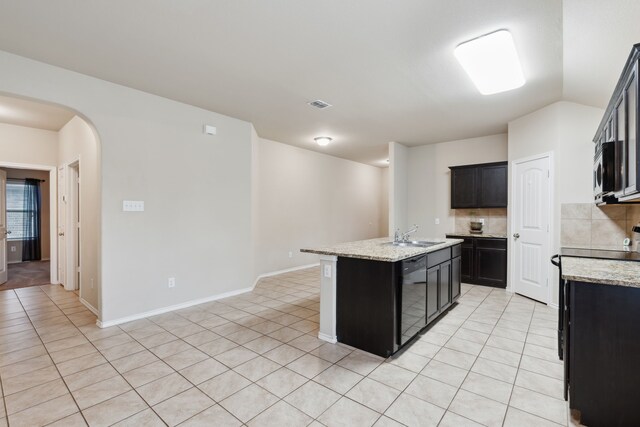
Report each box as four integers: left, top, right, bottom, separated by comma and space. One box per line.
308, 100, 332, 109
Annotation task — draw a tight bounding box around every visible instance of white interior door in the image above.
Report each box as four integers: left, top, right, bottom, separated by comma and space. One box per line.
512, 154, 551, 303
57, 167, 66, 287
0, 169, 7, 285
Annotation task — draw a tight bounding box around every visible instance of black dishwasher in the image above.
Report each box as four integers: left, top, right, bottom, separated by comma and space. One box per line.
398, 254, 427, 346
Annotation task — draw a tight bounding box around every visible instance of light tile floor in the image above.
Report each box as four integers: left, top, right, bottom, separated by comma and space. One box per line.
0, 267, 579, 426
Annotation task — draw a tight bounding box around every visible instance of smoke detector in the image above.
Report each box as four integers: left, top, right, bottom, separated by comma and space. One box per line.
308, 100, 332, 109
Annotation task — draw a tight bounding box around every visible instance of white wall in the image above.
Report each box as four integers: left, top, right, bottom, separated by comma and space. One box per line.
407, 134, 508, 237
0, 50, 253, 323
59, 116, 100, 311
508, 101, 604, 305
253, 137, 384, 276
389, 142, 409, 234
380, 167, 389, 236
0, 123, 58, 166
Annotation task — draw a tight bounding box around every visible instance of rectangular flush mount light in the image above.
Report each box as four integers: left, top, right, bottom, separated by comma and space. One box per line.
454, 30, 525, 95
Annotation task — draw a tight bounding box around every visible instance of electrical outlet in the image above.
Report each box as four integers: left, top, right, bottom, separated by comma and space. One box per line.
10, 246, 16, 252
288, 251, 293, 258
435, 218, 440, 225
478, 218, 485, 225
168, 277, 176, 288
323, 265, 332, 278
90, 279, 94, 289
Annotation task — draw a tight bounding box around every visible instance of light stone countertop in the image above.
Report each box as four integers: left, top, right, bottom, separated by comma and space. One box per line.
446, 232, 508, 239
301, 237, 463, 262
562, 257, 640, 288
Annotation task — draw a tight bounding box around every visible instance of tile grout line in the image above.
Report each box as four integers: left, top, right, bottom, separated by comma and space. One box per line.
7, 285, 91, 426
436, 285, 509, 425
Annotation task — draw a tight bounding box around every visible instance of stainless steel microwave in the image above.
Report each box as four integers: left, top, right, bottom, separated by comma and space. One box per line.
594, 140, 617, 204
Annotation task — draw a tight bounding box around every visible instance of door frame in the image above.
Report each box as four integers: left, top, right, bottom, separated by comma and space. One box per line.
508, 151, 554, 306
62, 157, 81, 294
0, 161, 58, 285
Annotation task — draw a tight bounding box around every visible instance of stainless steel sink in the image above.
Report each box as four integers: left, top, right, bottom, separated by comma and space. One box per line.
384, 240, 438, 248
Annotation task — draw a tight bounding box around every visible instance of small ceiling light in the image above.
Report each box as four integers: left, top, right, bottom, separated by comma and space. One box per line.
314, 136, 332, 146
454, 30, 525, 95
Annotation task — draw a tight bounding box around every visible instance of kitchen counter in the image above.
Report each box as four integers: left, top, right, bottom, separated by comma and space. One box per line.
561, 256, 640, 288
446, 232, 507, 239
301, 237, 463, 262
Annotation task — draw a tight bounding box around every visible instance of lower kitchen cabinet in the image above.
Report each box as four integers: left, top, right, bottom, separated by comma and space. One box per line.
446, 235, 507, 288
336, 244, 461, 357
564, 280, 640, 426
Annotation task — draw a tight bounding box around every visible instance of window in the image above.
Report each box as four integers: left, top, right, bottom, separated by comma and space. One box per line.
6, 181, 37, 240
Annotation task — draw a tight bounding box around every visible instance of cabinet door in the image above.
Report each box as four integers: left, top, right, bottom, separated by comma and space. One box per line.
625, 68, 638, 196
426, 266, 439, 322
479, 164, 508, 207
451, 256, 461, 300
439, 260, 452, 310
451, 168, 477, 208
475, 244, 507, 287
460, 242, 474, 283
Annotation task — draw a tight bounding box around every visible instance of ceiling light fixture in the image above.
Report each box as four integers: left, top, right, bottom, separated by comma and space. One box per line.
314, 136, 332, 146
454, 30, 525, 95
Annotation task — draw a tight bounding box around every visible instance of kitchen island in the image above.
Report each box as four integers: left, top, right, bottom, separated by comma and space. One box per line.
559, 256, 640, 427
301, 237, 463, 357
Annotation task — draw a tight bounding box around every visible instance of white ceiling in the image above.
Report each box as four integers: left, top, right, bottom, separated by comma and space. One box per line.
0, 95, 74, 131
0, 1, 632, 165
563, 0, 640, 108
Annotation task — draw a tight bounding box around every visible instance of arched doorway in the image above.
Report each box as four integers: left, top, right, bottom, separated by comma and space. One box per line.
0, 94, 101, 316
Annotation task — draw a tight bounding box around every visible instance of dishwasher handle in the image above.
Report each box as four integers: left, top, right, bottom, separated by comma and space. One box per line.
551, 254, 560, 268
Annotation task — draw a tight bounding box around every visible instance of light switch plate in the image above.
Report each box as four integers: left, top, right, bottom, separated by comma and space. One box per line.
123, 200, 144, 212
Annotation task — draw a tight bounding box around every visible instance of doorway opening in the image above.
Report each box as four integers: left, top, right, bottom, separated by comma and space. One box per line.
0, 94, 101, 317
0, 164, 58, 291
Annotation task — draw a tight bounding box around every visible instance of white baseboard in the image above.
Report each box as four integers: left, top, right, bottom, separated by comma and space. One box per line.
96, 263, 320, 329
96, 285, 254, 328
252, 263, 320, 288
548, 302, 559, 310
318, 332, 337, 343
80, 297, 99, 316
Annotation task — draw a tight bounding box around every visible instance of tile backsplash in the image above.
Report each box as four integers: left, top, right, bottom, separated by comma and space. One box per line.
561, 203, 640, 249
454, 208, 507, 235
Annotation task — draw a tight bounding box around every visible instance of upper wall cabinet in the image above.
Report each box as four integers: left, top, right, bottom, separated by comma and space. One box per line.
594, 43, 640, 203
449, 161, 508, 209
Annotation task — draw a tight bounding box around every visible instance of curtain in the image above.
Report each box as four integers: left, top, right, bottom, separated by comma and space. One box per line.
22, 179, 41, 261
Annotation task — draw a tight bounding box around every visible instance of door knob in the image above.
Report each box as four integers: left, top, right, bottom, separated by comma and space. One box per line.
513, 233, 520, 239
4, 230, 10, 235
58, 232, 65, 236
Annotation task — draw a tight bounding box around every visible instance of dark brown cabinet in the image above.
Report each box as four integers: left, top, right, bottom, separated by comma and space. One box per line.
446, 235, 507, 288
336, 245, 461, 357
594, 43, 640, 202
449, 162, 508, 208
449, 162, 508, 209
450, 167, 478, 208
565, 280, 640, 426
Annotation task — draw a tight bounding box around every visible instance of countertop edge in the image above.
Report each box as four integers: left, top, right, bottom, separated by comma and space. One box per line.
301, 238, 463, 262
560, 257, 640, 288
445, 233, 508, 239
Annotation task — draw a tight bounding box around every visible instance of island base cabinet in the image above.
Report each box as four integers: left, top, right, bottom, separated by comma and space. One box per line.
335, 245, 462, 358
426, 267, 439, 323
568, 281, 640, 427
336, 257, 397, 358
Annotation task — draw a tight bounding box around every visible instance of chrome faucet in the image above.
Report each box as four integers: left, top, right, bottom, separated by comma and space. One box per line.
395, 224, 419, 242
